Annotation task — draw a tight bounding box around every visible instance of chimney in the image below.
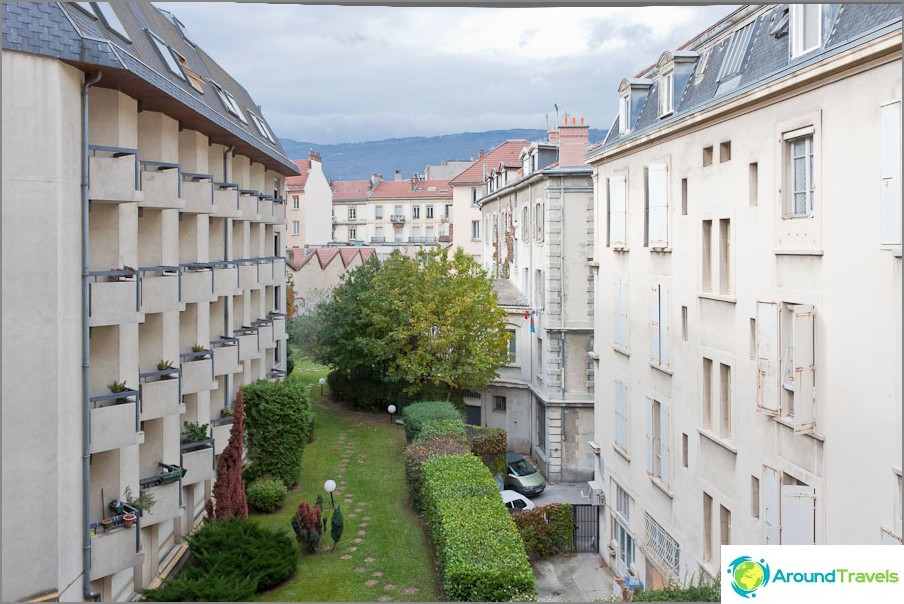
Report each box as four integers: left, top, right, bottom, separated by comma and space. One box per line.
557, 117, 590, 167
308, 149, 321, 162
478, 150, 485, 159
371, 172, 383, 187
395, 170, 402, 181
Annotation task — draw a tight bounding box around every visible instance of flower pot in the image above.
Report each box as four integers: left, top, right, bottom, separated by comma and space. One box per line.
123, 513, 137, 528
100, 518, 113, 532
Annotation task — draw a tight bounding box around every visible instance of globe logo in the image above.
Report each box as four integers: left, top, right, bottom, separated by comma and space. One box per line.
727, 556, 771, 598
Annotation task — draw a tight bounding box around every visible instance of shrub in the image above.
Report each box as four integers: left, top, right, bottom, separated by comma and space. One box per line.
291, 501, 323, 554
467, 425, 507, 477
246, 476, 288, 513
513, 503, 574, 559
330, 505, 344, 549
243, 377, 316, 487
414, 417, 468, 442
421, 454, 500, 517
632, 575, 720, 602
140, 518, 295, 601
404, 433, 472, 512
213, 388, 248, 520
402, 400, 462, 443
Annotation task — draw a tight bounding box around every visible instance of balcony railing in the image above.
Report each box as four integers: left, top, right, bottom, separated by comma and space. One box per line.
211, 337, 240, 376
89, 388, 142, 453
139, 160, 183, 209
88, 145, 142, 203
371, 237, 386, 243
390, 214, 406, 223
181, 172, 214, 213
138, 368, 182, 421
180, 439, 216, 486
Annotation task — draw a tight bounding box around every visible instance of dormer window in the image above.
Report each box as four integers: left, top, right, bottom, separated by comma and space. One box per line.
791, 4, 822, 58
659, 70, 674, 117
210, 80, 248, 124
619, 92, 631, 134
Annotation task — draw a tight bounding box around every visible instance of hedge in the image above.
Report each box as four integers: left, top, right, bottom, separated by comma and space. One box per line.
402, 400, 462, 443
246, 476, 289, 513
243, 377, 316, 487
513, 503, 574, 559
414, 417, 468, 443
466, 425, 507, 477
327, 370, 405, 413
404, 433, 472, 513
632, 575, 721, 601
420, 454, 535, 601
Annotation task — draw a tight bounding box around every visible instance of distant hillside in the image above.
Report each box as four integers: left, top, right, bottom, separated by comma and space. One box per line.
280, 129, 607, 181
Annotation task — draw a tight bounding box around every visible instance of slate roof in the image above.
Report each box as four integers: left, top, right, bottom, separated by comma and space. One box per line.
369, 179, 452, 199
492, 279, 529, 308
331, 180, 373, 202
450, 140, 529, 185
2, 2, 298, 176
596, 3, 902, 154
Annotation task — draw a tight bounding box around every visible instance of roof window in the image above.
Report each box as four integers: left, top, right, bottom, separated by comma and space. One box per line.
248, 110, 276, 143
77, 3, 130, 42
147, 31, 185, 81
174, 54, 205, 94
211, 80, 248, 124
718, 21, 756, 82
791, 4, 822, 58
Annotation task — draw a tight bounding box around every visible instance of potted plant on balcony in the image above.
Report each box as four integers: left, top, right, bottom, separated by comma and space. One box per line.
122, 513, 137, 528
107, 380, 132, 403
182, 421, 210, 445
158, 462, 187, 484
112, 265, 137, 282
157, 359, 174, 371
190, 344, 211, 360
123, 485, 156, 517
220, 407, 234, 418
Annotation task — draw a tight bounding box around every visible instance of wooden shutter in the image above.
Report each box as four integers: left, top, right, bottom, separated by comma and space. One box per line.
648, 164, 669, 248
650, 285, 661, 365
756, 302, 780, 413
659, 403, 670, 486
781, 484, 816, 544
880, 101, 901, 245
761, 466, 780, 544
792, 305, 815, 433
610, 174, 627, 247
659, 284, 670, 367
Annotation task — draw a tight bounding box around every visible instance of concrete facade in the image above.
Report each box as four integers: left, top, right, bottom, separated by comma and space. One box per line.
286, 152, 333, 249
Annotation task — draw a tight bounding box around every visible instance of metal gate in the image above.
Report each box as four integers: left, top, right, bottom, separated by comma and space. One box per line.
572, 504, 599, 553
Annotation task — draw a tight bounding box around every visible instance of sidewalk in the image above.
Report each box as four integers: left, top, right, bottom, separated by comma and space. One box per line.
533, 553, 617, 602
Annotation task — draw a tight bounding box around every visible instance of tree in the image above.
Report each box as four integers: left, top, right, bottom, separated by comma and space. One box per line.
212, 387, 248, 519
285, 271, 297, 320
330, 506, 344, 550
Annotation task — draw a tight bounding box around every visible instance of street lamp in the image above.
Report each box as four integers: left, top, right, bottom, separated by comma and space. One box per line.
387, 404, 396, 424
324, 479, 336, 508
319, 377, 326, 396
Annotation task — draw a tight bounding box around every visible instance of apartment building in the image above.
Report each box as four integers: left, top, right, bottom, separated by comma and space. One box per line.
286, 151, 332, 249
449, 141, 528, 264
2, 3, 296, 601
473, 120, 595, 483
287, 246, 376, 314
330, 178, 372, 244
588, 3, 902, 589
365, 174, 453, 258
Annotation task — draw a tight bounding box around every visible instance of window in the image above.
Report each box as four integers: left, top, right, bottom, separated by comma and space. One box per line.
426, 226, 435, 242
720, 141, 731, 163
210, 80, 247, 123
681, 178, 688, 216
535, 202, 544, 240
682, 433, 688, 468
619, 93, 631, 134
375, 205, 383, 219
348, 227, 357, 240
614, 277, 629, 350
292, 221, 300, 236
93, 3, 131, 42
703, 492, 713, 561
650, 283, 669, 368
880, 101, 902, 245
749, 162, 759, 207
471, 188, 478, 206
506, 329, 517, 362
612, 484, 634, 576
537, 402, 546, 452
717, 21, 755, 83
702, 357, 713, 429
374, 226, 383, 242
394, 205, 403, 220
522, 206, 529, 237
749, 318, 757, 360
471, 220, 480, 240
720, 363, 732, 438
615, 379, 629, 453
412, 226, 421, 241
248, 111, 276, 144
608, 174, 627, 248
659, 70, 673, 117
702, 220, 713, 292
720, 505, 732, 546
292, 196, 300, 210
751, 476, 760, 519
785, 132, 814, 216
791, 3, 822, 58
493, 396, 507, 413
719, 218, 731, 294
426, 205, 434, 219
703, 146, 713, 166
148, 31, 184, 80
681, 305, 688, 342
412, 205, 420, 219
616, 484, 631, 521
348, 207, 356, 220
536, 337, 544, 382
646, 164, 669, 248
647, 399, 670, 486
644, 514, 680, 577
535, 270, 545, 310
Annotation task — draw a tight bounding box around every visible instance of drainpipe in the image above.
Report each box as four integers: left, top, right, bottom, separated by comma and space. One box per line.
223, 145, 234, 409
81, 69, 102, 602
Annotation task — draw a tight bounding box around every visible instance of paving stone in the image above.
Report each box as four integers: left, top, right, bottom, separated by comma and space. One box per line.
364, 557, 376, 563
372, 571, 383, 577
362, 516, 372, 521
365, 579, 379, 587
357, 530, 366, 536
343, 498, 353, 503
359, 522, 368, 527
354, 566, 366, 573
402, 587, 420, 595
383, 584, 396, 591
347, 546, 357, 552
377, 596, 392, 602
354, 538, 363, 543
339, 554, 352, 560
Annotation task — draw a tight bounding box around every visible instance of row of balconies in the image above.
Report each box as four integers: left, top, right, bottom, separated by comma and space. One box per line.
87, 145, 286, 224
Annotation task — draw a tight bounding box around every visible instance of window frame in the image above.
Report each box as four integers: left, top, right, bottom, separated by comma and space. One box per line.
493, 395, 507, 413
209, 79, 248, 124
658, 70, 674, 117
471, 220, 481, 241
147, 31, 185, 81
248, 110, 276, 144
790, 3, 823, 59
506, 329, 517, 363
619, 93, 631, 134
784, 129, 815, 218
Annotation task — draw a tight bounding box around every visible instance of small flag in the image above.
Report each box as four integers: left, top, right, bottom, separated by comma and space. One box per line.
530, 314, 535, 333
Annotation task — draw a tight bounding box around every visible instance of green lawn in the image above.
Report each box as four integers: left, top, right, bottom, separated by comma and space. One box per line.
254, 353, 439, 602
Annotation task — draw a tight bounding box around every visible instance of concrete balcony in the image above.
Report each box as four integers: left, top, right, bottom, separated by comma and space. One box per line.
211, 418, 234, 455
239, 262, 260, 290
274, 256, 286, 278
138, 480, 181, 527
139, 269, 181, 314
212, 264, 239, 297
139, 372, 181, 421
181, 174, 213, 213
180, 267, 214, 304
272, 315, 287, 341
88, 146, 143, 204
271, 200, 286, 224
181, 443, 215, 486
89, 392, 143, 454
259, 198, 275, 223
236, 328, 260, 361
254, 321, 275, 349
258, 259, 276, 286
90, 526, 143, 580
239, 192, 260, 221
88, 275, 143, 327
180, 353, 216, 395
212, 340, 240, 376
212, 184, 240, 218
138, 163, 184, 209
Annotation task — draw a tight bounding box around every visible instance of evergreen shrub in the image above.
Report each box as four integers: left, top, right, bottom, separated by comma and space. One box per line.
246, 476, 288, 513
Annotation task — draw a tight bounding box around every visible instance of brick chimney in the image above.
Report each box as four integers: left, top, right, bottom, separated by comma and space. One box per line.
308, 149, 321, 163
557, 116, 590, 167
478, 149, 485, 159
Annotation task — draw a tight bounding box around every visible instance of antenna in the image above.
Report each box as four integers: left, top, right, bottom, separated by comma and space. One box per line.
554, 103, 559, 122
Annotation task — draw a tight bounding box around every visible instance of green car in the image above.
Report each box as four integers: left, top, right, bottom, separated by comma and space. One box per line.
505, 452, 546, 497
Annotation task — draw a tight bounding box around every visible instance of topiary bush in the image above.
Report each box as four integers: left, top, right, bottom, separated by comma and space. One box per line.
246, 476, 289, 513
404, 433, 472, 513
291, 501, 322, 554
414, 417, 468, 443
402, 400, 462, 443
421, 454, 500, 518
467, 425, 507, 477
243, 377, 316, 487
140, 518, 296, 601
513, 503, 575, 560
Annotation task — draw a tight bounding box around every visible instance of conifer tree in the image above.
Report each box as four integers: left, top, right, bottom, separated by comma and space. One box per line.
212, 387, 248, 519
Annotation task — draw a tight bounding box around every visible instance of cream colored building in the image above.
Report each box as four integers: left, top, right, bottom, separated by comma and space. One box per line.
2, 3, 296, 601
474, 120, 596, 483
588, 3, 902, 589
286, 151, 332, 249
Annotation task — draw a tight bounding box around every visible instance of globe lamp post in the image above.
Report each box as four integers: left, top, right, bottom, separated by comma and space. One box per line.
324, 479, 336, 508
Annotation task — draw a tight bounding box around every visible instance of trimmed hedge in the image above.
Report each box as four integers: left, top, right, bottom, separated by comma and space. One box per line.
466, 425, 507, 477
513, 503, 574, 559
402, 400, 462, 443
415, 417, 468, 443
246, 476, 288, 513
633, 576, 720, 602
404, 433, 472, 513
421, 454, 535, 601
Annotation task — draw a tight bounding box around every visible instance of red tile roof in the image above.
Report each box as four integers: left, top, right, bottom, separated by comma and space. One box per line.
286, 160, 310, 191
331, 180, 372, 201
449, 140, 529, 185
369, 179, 452, 199
287, 246, 376, 270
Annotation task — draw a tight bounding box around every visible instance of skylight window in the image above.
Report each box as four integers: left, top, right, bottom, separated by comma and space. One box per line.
74, 2, 96, 18
248, 110, 276, 143
174, 54, 205, 94
211, 80, 248, 124
94, 2, 130, 42
718, 21, 755, 82
147, 31, 184, 80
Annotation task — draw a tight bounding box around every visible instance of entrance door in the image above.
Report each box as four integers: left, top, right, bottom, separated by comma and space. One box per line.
464, 404, 481, 426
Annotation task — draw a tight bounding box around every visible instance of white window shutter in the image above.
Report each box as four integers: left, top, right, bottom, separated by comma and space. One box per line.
756, 302, 780, 413
646, 400, 654, 474
615, 380, 628, 449
761, 466, 780, 545
880, 101, 901, 245
781, 484, 816, 545
648, 164, 669, 248
650, 285, 661, 365
659, 284, 670, 367
610, 174, 627, 247
792, 305, 816, 434
614, 278, 627, 348
659, 402, 670, 486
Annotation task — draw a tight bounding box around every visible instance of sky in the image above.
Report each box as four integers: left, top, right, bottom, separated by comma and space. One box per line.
156, 2, 740, 145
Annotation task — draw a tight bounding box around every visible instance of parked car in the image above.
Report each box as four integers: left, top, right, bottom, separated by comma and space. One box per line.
505, 452, 546, 497
501, 489, 535, 513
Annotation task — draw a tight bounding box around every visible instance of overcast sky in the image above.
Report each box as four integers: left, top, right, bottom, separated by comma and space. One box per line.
156, 2, 740, 144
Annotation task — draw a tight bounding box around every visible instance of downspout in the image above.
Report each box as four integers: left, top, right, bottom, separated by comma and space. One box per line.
223, 145, 234, 407
81, 70, 103, 602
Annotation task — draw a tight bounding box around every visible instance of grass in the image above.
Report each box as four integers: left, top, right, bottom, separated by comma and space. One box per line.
254, 352, 439, 602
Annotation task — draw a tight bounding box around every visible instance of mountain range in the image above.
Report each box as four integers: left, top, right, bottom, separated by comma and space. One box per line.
279, 128, 608, 182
